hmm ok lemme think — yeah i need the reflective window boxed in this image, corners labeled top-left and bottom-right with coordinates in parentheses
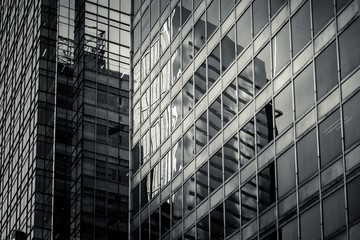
top-left (194, 14), bottom-right (206, 54)
top-left (240, 119), bottom-right (255, 166)
top-left (256, 103), bottom-right (274, 152)
top-left (208, 44), bottom-right (221, 88)
top-left (337, 0), bottom-right (351, 11)
top-left (339, 18), bottom-right (360, 79)
top-left (160, 18), bottom-right (171, 54)
top-left (271, 0), bottom-right (287, 17)
top-left (132, 144), bottom-right (140, 172)
top-left (151, 0), bottom-right (159, 28)
top-left (184, 226), bottom-right (195, 240)
top-left (142, 50), bottom-right (150, 79)
top-left (160, 0), bottom-right (168, 13)
top-left (133, 101), bottom-right (141, 132)
top-left (211, 204), bottom-right (224, 239)
top-left (151, 163), bottom-right (161, 198)
top-left (183, 125), bottom-right (194, 165)
top-left (151, 39), bottom-right (160, 69)
top-left (195, 111), bottom-right (207, 154)
top-left (343, 93), bottom-right (360, 149)
top-left (182, 0), bottom-right (192, 25)
top-left (182, 30), bottom-right (193, 70)
top-left (142, 7), bottom-right (150, 42)
top-left (319, 109), bottom-right (342, 167)
top-left (171, 93), bottom-right (182, 128)
top-left (291, 1), bottom-right (311, 56)
top-left (161, 61), bottom-right (171, 97)
top-left (141, 175), bottom-right (150, 208)
top-left (182, 78), bottom-right (194, 117)
top-left (315, 41), bottom-right (338, 100)
top-left (236, 8), bottom-right (251, 54)
top-left (294, 64), bottom-right (314, 118)
top-left (223, 80), bottom-right (237, 124)
top-left (221, 0), bottom-right (233, 21)
top-left (221, 27), bottom-right (236, 71)
top-left (161, 199), bottom-right (171, 234)
top-left (171, 3), bottom-right (181, 39)
top-left (131, 185), bottom-right (139, 217)
top-left (171, 47), bottom-right (181, 83)
top-left (225, 191), bottom-right (240, 237)
top-left (183, 175), bottom-right (195, 216)
top-left (197, 215), bottom-right (209, 239)
top-left (297, 129), bottom-right (318, 183)
top-left (160, 106), bottom-right (171, 142)
top-left (161, 152), bottom-right (171, 187)
top-left (209, 149), bottom-right (223, 193)
top-left (133, 61), bottom-right (141, 92)
top-left (224, 135), bottom-right (238, 180)
top-left (133, 23), bottom-right (141, 53)
top-left (280, 218), bottom-right (298, 239)
top-left (196, 163), bottom-right (208, 204)
top-left (258, 162), bottom-right (276, 212)
top-left (253, 0), bottom-right (269, 36)
top-left (255, 44), bottom-right (271, 93)
top-left (209, 97), bottom-right (221, 140)
top-left (241, 177), bottom-right (257, 224)
top-left (141, 131), bottom-right (151, 164)
top-left (172, 139), bottom-right (182, 177)
top-left (300, 203), bottom-right (321, 240)
top-left (150, 120), bottom-right (160, 153)
top-left (238, 63), bottom-right (253, 111)
top-left (277, 147), bottom-right (295, 198)
top-left (274, 84), bottom-right (292, 135)
top-left (272, 23), bottom-right (290, 76)
top-left (172, 187), bottom-right (182, 224)
top-left (150, 76), bottom-right (160, 110)
top-left (141, 219), bottom-right (149, 239)
top-left (150, 208), bottom-right (160, 239)
top-left (347, 175), bottom-right (360, 223)
top-left (207, 0), bottom-right (219, 38)
top-left (323, 188), bottom-right (346, 238)
top-left (312, 0), bottom-right (334, 35)
top-left (194, 61), bottom-right (207, 103)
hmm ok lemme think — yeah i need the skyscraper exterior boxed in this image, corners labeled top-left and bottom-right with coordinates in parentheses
top-left (0, 0), bottom-right (130, 239)
top-left (130, 0), bottom-right (360, 239)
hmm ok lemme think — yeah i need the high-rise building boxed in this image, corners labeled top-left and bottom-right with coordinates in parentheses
top-left (0, 0), bottom-right (130, 239)
top-left (130, 0), bottom-right (360, 239)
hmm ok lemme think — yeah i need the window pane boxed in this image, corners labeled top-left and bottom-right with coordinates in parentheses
top-left (240, 119), bottom-right (255, 166)
top-left (237, 8), bottom-right (251, 54)
top-left (171, 4), bottom-right (181, 39)
top-left (297, 129), bottom-right (318, 183)
top-left (255, 44), bottom-right (271, 93)
top-left (323, 188), bottom-right (346, 238)
top-left (224, 135), bottom-right (238, 180)
top-left (150, 120), bottom-right (160, 153)
top-left (182, 0), bottom-right (192, 25)
top-left (184, 226), bottom-right (195, 240)
top-left (253, 0), bottom-right (269, 36)
top-left (151, 0), bottom-right (159, 28)
top-left (312, 0), bottom-right (334, 35)
top-left (223, 80), bottom-right (237, 124)
top-left (348, 175), bottom-right (360, 223)
top-left (291, 1), bottom-right (311, 56)
top-left (225, 191), bottom-right (240, 237)
top-left (238, 63), bottom-right (253, 111)
top-left (210, 149), bottom-right (223, 193)
top-left (131, 185), bottom-right (139, 217)
top-left (300, 203), bottom-right (321, 240)
top-left (258, 162), bottom-right (276, 212)
top-left (336, 0), bottom-right (351, 11)
top-left (133, 23), bottom-right (141, 53)
top-left (160, 18), bottom-right (171, 54)
top-left (280, 218), bottom-right (297, 240)
top-left (241, 177), bottom-right (257, 224)
top-left (171, 47), bottom-right (181, 83)
top-left (315, 41), bottom-right (338, 100)
top-left (183, 125), bottom-right (194, 166)
top-left (207, 0), bottom-right (219, 37)
top-left (221, 27), bottom-right (236, 71)
top-left (271, 0), bottom-right (286, 17)
top-left (151, 76), bottom-right (160, 110)
top-left (211, 204), bottom-right (224, 239)
top-left (272, 23), bottom-right (290, 76)
top-left (209, 97), bottom-right (222, 140)
top-left (194, 61), bottom-right (207, 103)
top-left (133, 101), bottom-right (141, 132)
top-left (141, 175), bottom-right (150, 208)
top-left (161, 199), bottom-right (171, 234)
top-left (182, 30), bottom-right (193, 70)
top-left (194, 14), bottom-right (206, 54)
top-left (319, 109), bottom-right (342, 167)
top-left (141, 218), bottom-right (150, 239)
top-left (183, 78), bottom-right (194, 117)
top-left (150, 208), bottom-right (160, 239)
top-left (221, 0), bottom-right (233, 21)
top-left (161, 61), bottom-right (171, 97)
top-left (172, 139), bottom-right (182, 177)
top-left (142, 7), bottom-right (150, 42)
top-left (172, 187), bottom-right (182, 224)
top-left (256, 102), bottom-right (274, 152)
top-left (196, 163), bottom-right (208, 204)
top-left (208, 44), bottom-right (221, 88)
top-left (141, 89), bottom-right (150, 121)
top-left (151, 163), bottom-right (161, 198)
top-left (197, 215), bottom-right (209, 239)
top-left (339, 18), bottom-right (360, 79)
top-left (277, 147), bottom-right (295, 198)
top-left (294, 64), bottom-right (314, 118)
top-left (171, 93), bottom-right (182, 128)
top-left (160, 106), bottom-right (171, 142)
top-left (183, 175), bottom-right (195, 216)
top-left (274, 84), bottom-right (292, 135)
top-left (161, 152), bottom-right (171, 187)
top-left (343, 93), bottom-right (360, 149)
top-left (195, 111), bottom-right (207, 154)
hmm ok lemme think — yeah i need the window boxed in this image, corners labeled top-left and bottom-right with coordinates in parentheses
top-left (280, 218), bottom-right (298, 239)
top-left (300, 204), bottom-right (321, 240)
top-left (183, 175), bottom-right (195, 216)
top-left (297, 129), bottom-right (318, 183)
top-left (223, 80), bottom-right (237, 124)
top-left (347, 176), bottom-right (360, 223)
top-left (294, 63), bottom-right (314, 118)
top-left (258, 162), bottom-right (276, 212)
top-left (221, 0), bottom-right (233, 21)
top-left (182, 30), bottom-right (193, 70)
top-left (171, 3), bottom-right (181, 39)
top-left (207, 0), bottom-right (219, 37)
top-left (272, 23), bottom-right (290, 76)
top-left (196, 163), bottom-right (208, 204)
top-left (172, 140), bottom-right (182, 177)
top-left (208, 97), bottom-right (221, 140)
top-left (182, 78), bottom-right (194, 117)
top-left (161, 199), bottom-right (171, 234)
top-left (194, 14), bottom-right (206, 54)
top-left (172, 187), bottom-right (182, 224)
top-left (240, 119), bottom-right (255, 165)
top-left (171, 93), bottom-right (182, 128)
top-left (150, 0), bottom-right (159, 28)
top-left (312, 0), bottom-right (334, 35)
top-left (221, 27), bottom-right (236, 71)
top-left (197, 215), bottom-right (209, 239)
top-left (274, 84), bottom-right (292, 135)
top-left (211, 204), bottom-right (224, 239)
top-left (253, 0), bottom-right (269, 36)
top-left (195, 111), bottom-right (207, 153)
top-left (343, 93), bottom-right (360, 149)
top-left (323, 188), bottom-right (346, 238)
top-left (209, 149), bottom-right (222, 193)
top-left (256, 102), bottom-right (274, 152)
top-left (150, 208), bottom-right (160, 239)
top-left (225, 191), bottom-right (240, 237)
top-left (238, 63), bottom-right (253, 111)
top-left (254, 44), bottom-right (271, 93)
top-left (291, 1), bottom-right (311, 56)
top-left (194, 61), bottom-right (207, 103)
top-left (171, 47), bottom-right (181, 83)
top-left (277, 147), bottom-right (295, 198)
top-left (183, 125), bottom-right (194, 165)
top-left (141, 7), bottom-right (150, 42)
top-left (208, 44), bottom-right (220, 87)
top-left (236, 8), bottom-right (251, 54)
top-left (241, 177), bottom-right (257, 224)
top-left (182, 0), bottom-right (192, 25)
top-left (224, 135), bottom-right (238, 180)
top-left (271, 0), bottom-right (287, 17)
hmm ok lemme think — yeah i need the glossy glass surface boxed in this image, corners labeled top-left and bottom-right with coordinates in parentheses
top-left (343, 93), bottom-right (360, 149)
top-left (208, 44), bottom-right (221, 87)
top-left (300, 203), bottom-right (321, 240)
top-left (151, 76), bottom-right (160, 110)
top-left (274, 84), bottom-right (292, 134)
top-left (171, 3), bottom-right (181, 39)
top-left (183, 175), bottom-right (195, 216)
top-left (221, 27), bottom-right (236, 72)
top-left (254, 44), bottom-right (271, 93)
top-left (182, 78), bottom-right (194, 117)
top-left (253, 0), bottom-right (269, 36)
top-left (207, 0), bottom-right (219, 37)
top-left (182, 0), bottom-right (192, 25)
top-left (225, 191), bottom-right (240, 236)
top-left (194, 14), bottom-right (206, 54)
top-left (238, 63), bottom-right (254, 111)
top-left (294, 64), bottom-right (314, 118)
top-left (141, 7), bottom-right (150, 42)
top-left (297, 128), bottom-right (318, 183)
top-left (150, 0), bottom-right (159, 28)
top-left (240, 119), bottom-right (255, 165)
top-left (241, 177), bottom-right (257, 224)
top-left (161, 199), bottom-right (171, 234)
top-left (256, 103), bottom-right (274, 152)
top-left (323, 187), bottom-right (346, 237)
top-left (150, 209), bottom-right (160, 239)
top-left (171, 93), bottom-right (182, 128)
top-left (277, 147), bottom-right (295, 198)
top-left (312, 0), bottom-right (334, 35)
top-left (209, 97), bottom-right (221, 140)
top-left (182, 30), bottom-right (193, 70)
top-left (291, 1), bottom-right (311, 56)
top-left (224, 135), bottom-right (238, 180)
top-left (223, 80), bottom-right (237, 123)
top-left (196, 163), bottom-right (208, 204)
top-left (197, 215), bottom-right (209, 239)
top-left (172, 187), bottom-right (182, 224)
top-left (236, 8), bottom-right (251, 54)
top-left (271, 0), bottom-right (287, 17)
top-left (194, 61), bottom-right (207, 103)
top-left (272, 23), bottom-right (290, 76)
top-left (209, 149), bottom-right (223, 193)
top-left (258, 162), bottom-right (276, 212)
top-left (183, 125), bottom-right (194, 166)
top-left (195, 112), bottom-right (207, 153)
top-left (172, 139), bottom-right (182, 177)
top-left (211, 204), bottom-right (224, 239)
top-left (347, 175), bottom-right (360, 223)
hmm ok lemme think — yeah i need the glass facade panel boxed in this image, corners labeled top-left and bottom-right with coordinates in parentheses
top-left (237, 8), bottom-right (251, 54)
top-left (208, 44), bottom-right (221, 88)
top-left (343, 93), bottom-right (360, 149)
top-left (312, 0), bottom-right (334, 35)
top-left (347, 175), bottom-right (360, 223)
top-left (323, 187), bottom-right (346, 238)
top-left (240, 119), bottom-right (256, 166)
top-left (255, 44), bottom-right (271, 93)
top-left (300, 205), bottom-right (321, 240)
top-left (171, 93), bottom-right (182, 128)
top-left (297, 129), bottom-right (318, 183)
top-left (183, 125), bottom-right (195, 165)
top-left (182, 0), bottom-right (192, 25)
top-left (272, 23), bottom-right (290, 76)
top-left (271, 0), bottom-right (287, 17)
top-left (161, 199), bottom-right (171, 234)
top-left (172, 187), bottom-right (182, 224)
top-left (291, 1), bottom-right (311, 56)
top-left (209, 97), bottom-right (221, 140)
top-left (256, 103), bottom-right (274, 152)
top-left (182, 30), bottom-right (193, 70)
top-left (194, 14), bottom-right (206, 54)
top-left (171, 3), bottom-right (181, 39)
top-left (274, 84), bottom-right (293, 135)
top-left (172, 139), bottom-right (182, 177)
top-left (224, 135), bottom-right (238, 180)
top-left (150, 209), bottom-right (160, 239)
top-left (184, 175), bottom-right (196, 216)
top-left (209, 149), bottom-right (223, 193)
top-left (183, 78), bottom-right (194, 117)
top-left (225, 191), bottom-right (240, 237)
top-left (221, 27), bottom-right (236, 72)
top-left (258, 162), bottom-right (276, 212)
top-left (294, 64), bottom-right (314, 118)
top-left (194, 61), bottom-right (207, 103)
top-left (195, 111), bottom-right (207, 154)
top-left (211, 204), bottom-right (224, 239)
top-left (196, 163), bottom-right (208, 204)
top-left (223, 80), bottom-right (237, 124)
top-left (197, 215), bottom-right (209, 239)
top-left (207, 0), bottom-right (219, 37)
top-left (241, 177), bottom-right (257, 224)
top-left (238, 63), bottom-right (254, 111)
top-left (277, 147), bottom-right (295, 198)
top-left (253, 0), bottom-right (269, 36)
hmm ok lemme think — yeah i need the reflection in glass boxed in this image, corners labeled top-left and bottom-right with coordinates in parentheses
top-left (209, 149), bottom-right (222, 193)
top-left (241, 177), bottom-right (257, 224)
top-left (183, 175), bottom-right (195, 216)
top-left (132, 143), bottom-right (140, 172)
top-left (161, 151), bottom-right (172, 187)
top-left (171, 3), bottom-right (181, 39)
top-left (240, 119), bottom-right (255, 166)
top-left (151, 39), bottom-right (160, 69)
top-left (221, 27), bottom-right (236, 71)
top-left (337, 0), bottom-right (351, 11)
top-left (343, 93), bottom-right (360, 149)
top-left (223, 80), bottom-right (237, 123)
top-left (196, 111), bottom-right (207, 154)
top-left (182, 0), bottom-right (192, 25)
top-left (197, 215), bottom-right (209, 239)
top-left (253, 0), bottom-right (269, 36)
top-left (141, 131), bottom-right (150, 165)
top-left (347, 176), bottom-right (360, 223)
top-left (237, 8), bottom-right (251, 54)
top-left (312, 0), bottom-right (334, 35)
top-left (141, 219), bottom-right (149, 239)
top-left (133, 23), bottom-right (141, 53)
top-left (196, 163), bottom-right (208, 204)
top-left (280, 218), bottom-right (297, 239)
top-left (183, 125), bottom-right (194, 165)
top-left (150, 208), bottom-right (160, 239)
top-left (207, 0), bottom-right (219, 38)
top-left (224, 135), bottom-right (238, 180)
top-left (339, 18), bottom-right (360, 79)
top-left (271, 0), bottom-right (286, 17)
top-left (221, 0), bottom-right (233, 21)
top-left (141, 7), bottom-right (150, 42)
top-left (208, 44), bottom-right (220, 88)
top-left (172, 139), bottom-right (182, 177)
top-left (274, 84), bottom-right (292, 135)
top-left (133, 61), bottom-right (141, 92)
top-left (150, 120), bottom-right (160, 153)
top-left (323, 187), bottom-right (346, 238)
top-left (161, 199), bottom-right (171, 234)
top-left (160, 105), bottom-right (171, 142)
top-left (258, 162), bottom-right (275, 212)
top-left (319, 109), bottom-right (341, 167)
top-left (297, 129), bottom-right (318, 183)
top-left (209, 97), bottom-right (221, 140)
top-left (150, 0), bottom-right (159, 28)
top-left (141, 175), bottom-right (150, 208)
top-left (291, 1), bottom-right (311, 56)
top-left (194, 61), bottom-right (207, 103)
top-left (272, 24), bottom-right (290, 76)
top-left (150, 76), bottom-right (160, 110)
top-left (194, 14), bottom-right (206, 54)
top-left (151, 163), bottom-right (161, 198)
top-left (131, 185), bottom-right (139, 217)
top-left (277, 147), bottom-right (295, 198)
top-left (182, 30), bottom-right (193, 70)
top-left (184, 226), bottom-right (195, 240)
top-left (133, 101), bottom-right (141, 132)
top-left (315, 41), bottom-right (338, 100)
top-left (256, 102), bottom-right (274, 152)
top-left (172, 187), bottom-right (182, 224)
top-left (171, 93), bottom-right (182, 128)
top-left (161, 61), bottom-right (171, 97)
top-left (182, 78), bottom-right (194, 117)
top-left (238, 63), bottom-right (253, 111)
top-left (171, 47), bottom-right (181, 83)
top-left (300, 203), bottom-right (321, 240)
top-left (160, 17), bottom-right (171, 54)
top-left (294, 64), bottom-right (314, 118)
top-left (254, 44), bottom-right (271, 93)
top-left (211, 204), bottom-right (224, 239)
top-left (225, 191), bottom-right (240, 237)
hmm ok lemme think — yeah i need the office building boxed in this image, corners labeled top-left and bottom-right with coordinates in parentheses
top-left (130, 0), bottom-right (360, 239)
top-left (0, 0), bottom-right (130, 239)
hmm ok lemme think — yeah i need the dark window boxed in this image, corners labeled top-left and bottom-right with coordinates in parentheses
top-left (211, 204), bottom-right (224, 239)
top-left (253, 0), bottom-right (269, 36)
top-left (312, 0), bottom-right (334, 35)
top-left (197, 215), bottom-right (209, 239)
top-left (240, 119), bottom-right (255, 166)
top-left (258, 162), bottom-right (276, 212)
top-left (183, 175), bottom-right (195, 216)
top-left (237, 8), bottom-right (251, 54)
top-left (208, 44), bottom-right (221, 88)
top-left (150, 208), bottom-right (160, 239)
top-left (271, 0), bottom-right (287, 17)
top-left (194, 61), bottom-right (207, 103)
top-left (336, 0), bottom-right (351, 11)
top-left (209, 97), bottom-right (221, 140)
top-left (323, 188), bottom-right (346, 238)
top-left (182, 78), bottom-right (194, 117)
top-left (294, 63), bottom-right (314, 118)
top-left (183, 125), bottom-right (194, 166)
top-left (241, 177), bottom-right (257, 224)
top-left (223, 80), bottom-right (237, 124)
top-left (291, 1), bottom-right (311, 56)
top-left (195, 111), bottom-right (207, 154)
top-left (131, 185), bottom-right (139, 217)
top-left (277, 147), bottom-right (295, 198)
top-left (279, 218), bottom-right (297, 240)
top-left (171, 4), bottom-right (181, 39)
top-left (221, 27), bottom-right (236, 72)
top-left (297, 129), bottom-right (318, 183)
top-left (225, 191), bottom-right (240, 237)
top-left (254, 44), bottom-right (271, 93)
top-left (256, 102), bottom-right (274, 152)
top-left (161, 199), bottom-right (171, 234)
top-left (315, 41), bottom-right (338, 100)
top-left (207, 0), bottom-right (219, 38)
top-left (172, 187), bottom-right (182, 224)
top-left (343, 93), bottom-right (360, 149)
top-left (141, 218), bottom-right (150, 239)
top-left (300, 204), bottom-right (321, 240)
top-left (238, 63), bottom-right (253, 111)
top-left (272, 23), bottom-right (290, 76)
top-left (182, 30), bottom-right (193, 70)
top-left (184, 226), bottom-right (195, 239)
top-left (182, 0), bottom-right (192, 25)
top-left (141, 175), bottom-right (149, 208)
top-left (196, 163), bottom-right (208, 204)
top-left (209, 149), bottom-right (223, 193)
top-left (224, 135), bottom-right (238, 180)
top-left (194, 14), bottom-right (206, 54)
top-left (347, 175), bottom-right (360, 223)
top-left (274, 84), bottom-right (292, 135)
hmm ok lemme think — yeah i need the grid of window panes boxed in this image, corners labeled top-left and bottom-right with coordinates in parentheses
top-left (130, 0), bottom-right (360, 239)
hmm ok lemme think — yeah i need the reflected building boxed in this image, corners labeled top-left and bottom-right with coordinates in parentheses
top-left (130, 0), bottom-right (360, 239)
top-left (0, 0), bottom-right (130, 239)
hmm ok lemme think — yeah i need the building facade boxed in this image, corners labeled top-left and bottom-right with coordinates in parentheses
top-left (130, 0), bottom-right (360, 239)
top-left (0, 0), bottom-right (130, 239)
